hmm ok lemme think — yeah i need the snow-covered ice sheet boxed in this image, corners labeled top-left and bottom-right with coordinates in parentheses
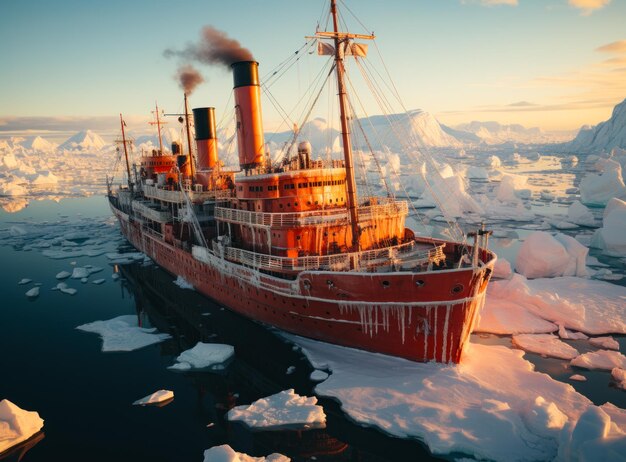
top-left (477, 275), bottom-right (626, 335)
top-left (227, 389), bottom-right (326, 430)
top-left (285, 334), bottom-right (625, 461)
top-left (202, 445), bottom-right (290, 462)
top-left (0, 399), bottom-right (44, 453)
top-left (169, 342), bottom-right (234, 371)
top-left (76, 315), bottom-right (171, 352)
top-left (511, 334), bottom-right (579, 360)
top-left (132, 390), bottom-right (174, 406)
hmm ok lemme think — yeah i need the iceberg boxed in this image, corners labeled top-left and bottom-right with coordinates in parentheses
top-left (0, 399), bottom-right (44, 453)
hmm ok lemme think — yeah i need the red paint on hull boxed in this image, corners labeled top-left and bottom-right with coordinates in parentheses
top-left (113, 206), bottom-right (493, 363)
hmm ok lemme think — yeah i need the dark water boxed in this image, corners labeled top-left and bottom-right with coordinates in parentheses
top-left (0, 197), bottom-right (436, 461)
top-left (0, 195), bottom-right (624, 461)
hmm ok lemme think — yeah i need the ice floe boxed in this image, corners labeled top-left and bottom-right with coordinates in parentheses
top-left (227, 389), bottom-right (326, 430)
top-left (17, 278), bottom-right (31, 285)
top-left (53, 282), bottom-right (77, 295)
top-left (55, 271), bottom-right (71, 279)
top-left (25, 287), bottom-right (39, 298)
top-left (76, 315), bottom-right (171, 352)
top-left (92, 279), bottom-right (105, 285)
top-left (202, 445), bottom-right (290, 462)
top-left (132, 390), bottom-right (174, 406)
top-left (168, 342), bottom-right (234, 371)
top-left (591, 197), bottom-right (626, 257)
top-left (515, 232), bottom-right (587, 278)
top-left (612, 368), bottom-right (626, 390)
top-left (478, 275), bottom-right (626, 336)
top-left (570, 374), bottom-right (587, 382)
top-left (571, 351), bottom-right (626, 371)
top-left (71, 267), bottom-right (89, 279)
top-left (589, 336), bottom-right (620, 351)
top-left (567, 201), bottom-right (596, 227)
top-left (0, 399), bottom-right (44, 453)
top-left (286, 335), bottom-right (625, 461)
top-left (579, 158), bottom-right (626, 206)
top-left (511, 334), bottom-right (579, 360)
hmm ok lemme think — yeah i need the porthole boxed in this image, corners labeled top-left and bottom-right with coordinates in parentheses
top-left (415, 280), bottom-right (425, 287)
top-left (382, 280), bottom-right (390, 288)
top-left (451, 284), bottom-right (464, 294)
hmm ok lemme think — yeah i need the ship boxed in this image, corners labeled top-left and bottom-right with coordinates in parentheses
top-left (107, 0), bottom-right (496, 364)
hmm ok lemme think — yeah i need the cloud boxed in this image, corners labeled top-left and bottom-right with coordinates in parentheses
top-left (461, 0), bottom-right (518, 6)
top-left (596, 40), bottom-right (626, 54)
top-left (0, 115), bottom-right (152, 141)
top-left (507, 101), bottom-right (538, 107)
top-left (568, 0), bottom-right (611, 15)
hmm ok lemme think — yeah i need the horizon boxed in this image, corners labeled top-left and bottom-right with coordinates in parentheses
top-left (2, 0), bottom-right (625, 140)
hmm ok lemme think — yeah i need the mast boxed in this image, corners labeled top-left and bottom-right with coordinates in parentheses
top-left (331, 0), bottom-right (360, 251)
top-left (149, 101), bottom-right (166, 155)
top-left (119, 113), bottom-right (132, 191)
top-left (183, 92), bottom-right (196, 183)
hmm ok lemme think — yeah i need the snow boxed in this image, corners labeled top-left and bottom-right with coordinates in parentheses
top-left (589, 336), bottom-right (620, 351)
top-left (496, 173), bottom-right (531, 203)
top-left (58, 130), bottom-right (107, 151)
top-left (25, 287), bottom-right (39, 298)
top-left (173, 275), bottom-right (194, 290)
top-left (202, 445), bottom-right (290, 462)
top-left (227, 389), bottom-right (326, 430)
top-left (557, 405), bottom-right (626, 462)
top-left (571, 350), bottom-right (626, 371)
top-left (591, 197), bottom-right (626, 257)
top-left (285, 335), bottom-right (626, 462)
top-left (0, 399), bottom-right (44, 453)
top-left (565, 97), bottom-right (626, 153)
top-left (515, 232), bottom-right (588, 278)
top-left (169, 342), bottom-right (234, 371)
top-left (76, 315), bottom-right (171, 352)
top-left (132, 390), bottom-right (174, 406)
top-left (477, 275), bottom-right (626, 336)
top-left (612, 368), bottom-right (626, 390)
top-left (511, 334), bottom-right (579, 360)
top-left (493, 257), bottom-right (513, 279)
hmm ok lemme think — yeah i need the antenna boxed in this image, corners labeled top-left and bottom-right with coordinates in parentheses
top-left (149, 101), bottom-right (167, 155)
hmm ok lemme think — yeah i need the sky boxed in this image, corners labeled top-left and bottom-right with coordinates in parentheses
top-left (1, 0), bottom-right (625, 141)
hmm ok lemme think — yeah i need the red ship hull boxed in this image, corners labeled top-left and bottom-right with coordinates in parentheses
top-left (112, 206), bottom-right (494, 363)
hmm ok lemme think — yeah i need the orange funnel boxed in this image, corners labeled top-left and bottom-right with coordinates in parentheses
top-left (232, 61), bottom-right (265, 170)
top-left (193, 107), bottom-right (218, 170)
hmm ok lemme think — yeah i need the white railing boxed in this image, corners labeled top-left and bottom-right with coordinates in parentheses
top-left (132, 200), bottom-right (171, 223)
top-left (143, 184), bottom-right (231, 204)
top-left (214, 200), bottom-right (408, 229)
top-left (211, 239), bottom-right (444, 273)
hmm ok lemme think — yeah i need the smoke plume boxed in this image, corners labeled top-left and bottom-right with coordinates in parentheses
top-left (176, 65), bottom-right (204, 94)
top-left (164, 26), bottom-right (254, 68)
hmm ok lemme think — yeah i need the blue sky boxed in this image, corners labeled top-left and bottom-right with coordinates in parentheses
top-left (1, 0), bottom-right (625, 137)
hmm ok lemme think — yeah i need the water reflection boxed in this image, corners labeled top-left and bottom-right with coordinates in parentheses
top-left (119, 263), bottom-right (438, 460)
top-left (0, 432), bottom-right (45, 462)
